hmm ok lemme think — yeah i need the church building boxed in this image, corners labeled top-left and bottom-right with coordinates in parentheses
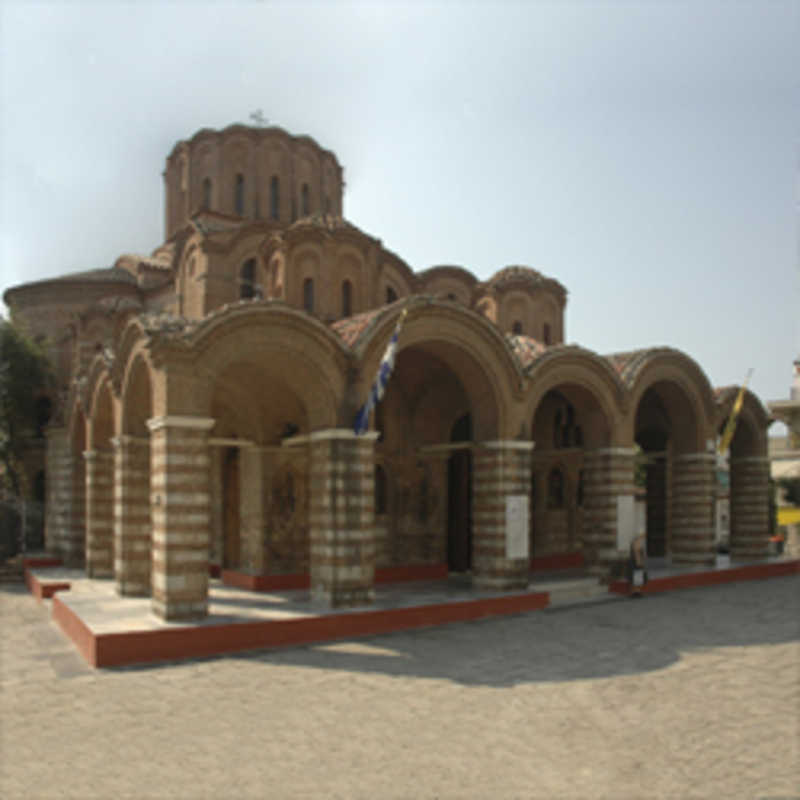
top-left (4, 123), bottom-right (772, 620)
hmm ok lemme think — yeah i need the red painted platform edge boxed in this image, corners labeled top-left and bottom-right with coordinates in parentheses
top-left (70, 590), bottom-right (549, 668)
top-left (52, 595), bottom-right (97, 667)
top-left (209, 564), bottom-right (221, 578)
top-left (609, 559), bottom-right (800, 595)
top-left (23, 556), bottom-right (62, 569)
top-left (24, 568), bottom-right (71, 602)
top-left (221, 564), bottom-right (450, 592)
top-left (530, 552), bottom-right (584, 571)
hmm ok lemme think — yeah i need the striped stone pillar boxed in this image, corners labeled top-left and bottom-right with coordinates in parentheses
top-left (148, 416), bottom-right (215, 620)
top-left (240, 445), bottom-right (265, 573)
top-left (729, 455), bottom-right (770, 561)
top-left (112, 435), bottom-right (151, 596)
top-left (84, 449), bottom-right (114, 577)
top-left (309, 430), bottom-right (376, 608)
top-left (45, 426), bottom-right (82, 563)
top-left (671, 452), bottom-right (715, 565)
top-left (472, 441), bottom-right (534, 591)
top-left (580, 447), bottom-right (636, 573)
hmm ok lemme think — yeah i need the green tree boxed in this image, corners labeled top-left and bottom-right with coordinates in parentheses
top-left (0, 317), bottom-right (53, 497)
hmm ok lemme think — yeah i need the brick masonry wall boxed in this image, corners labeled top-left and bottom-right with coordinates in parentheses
top-left (472, 442), bottom-right (533, 591)
top-left (671, 453), bottom-right (715, 566)
top-left (581, 448), bottom-right (635, 572)
top-left (148, 417), bottom-right (214, 620)
top-left (113, 436), bottom-right (151, 596)
top-left (730, 455), bottom-right (770, 561)
top-left (45, 427), bottom-right (83, 564)
top-left (84, 450), bottom-right (114, 577)
top-left (309, 431), bottom-right (376, 607)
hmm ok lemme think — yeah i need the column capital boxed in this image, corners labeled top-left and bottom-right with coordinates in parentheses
top-left (284, 429), bottom-right (379, 446)
top-left (110, 434), bottom-right (149, 450)
top-left (146, 415), bottom-right (215, 433)
top-left (475, 440), bottom-right (536, 452)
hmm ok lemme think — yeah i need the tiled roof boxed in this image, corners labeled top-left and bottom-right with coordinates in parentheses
top-left (330, 307), bottom-right (388, 348)
top-left (48, 266), bottom-right (139, 286)
top-left (506, 334), bottom-right (548, 370)
top-left (604, 349), bottom-right (657, 387)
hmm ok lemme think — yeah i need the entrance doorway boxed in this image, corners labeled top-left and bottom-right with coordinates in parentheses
top-left (447, 414), bottom-right (472, 572)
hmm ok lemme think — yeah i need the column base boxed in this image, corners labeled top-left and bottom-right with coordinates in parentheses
top-left (312, 585), bottom-right (375, 608)
top-left (151, 598), bottom-right (208, 621)
top-left (472, 571), bottom-right (528, 592)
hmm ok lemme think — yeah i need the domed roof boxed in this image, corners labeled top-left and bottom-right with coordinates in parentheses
top-left (486, 265), bottom-right (567, 300)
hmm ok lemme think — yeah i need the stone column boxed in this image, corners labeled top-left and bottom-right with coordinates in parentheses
top-left (729, 455), bottom-right (770, 562)
top-left (112, 435), bottom-right (151, 596)
top-left (44, 426), bottom-right (80, 562)
top-left (148, 415), bottom-right (215, 621)
top-left (84, 449), bottom-right (114, 577)
top-left (308, 430), bottom-right (377, 607)
top-left (671, 452), bottom-right (716, 566)
top-left (472, 441), bottom-right (534, 591)
top-left (581, 447), bottom-right (636, 574)
top-left (239, 445), bottom-right (265, 573)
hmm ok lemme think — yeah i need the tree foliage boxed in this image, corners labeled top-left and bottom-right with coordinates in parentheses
top-left (0, 317), bottom-right (53, 496)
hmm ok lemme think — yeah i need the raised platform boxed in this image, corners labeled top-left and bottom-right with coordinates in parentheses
top-left (23, 555), bottom-right (799, 669)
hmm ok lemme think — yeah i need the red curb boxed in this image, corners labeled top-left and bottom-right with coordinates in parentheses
top-left (52, 589), bottom-right (550, 669)
top-left (609, 560), bottom-right (800, 596)
top-left (25, 568), bottom-right (72, 602)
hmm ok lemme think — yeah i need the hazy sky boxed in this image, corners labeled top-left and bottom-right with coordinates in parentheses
top-left (1, 0), bottom-right (797, 433)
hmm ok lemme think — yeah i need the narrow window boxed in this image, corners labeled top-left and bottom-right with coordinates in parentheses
top-left (234, 173), bottom-right (245, 215)
top-left (301, 183), bottom-right (310, 216)
top-left (374, 465), bottom-right (387, 515)
top-left (342, 280), bottom-right (353, 317)
top-left (512, 320), bottom-right (523, 335)
top-left (543, 323), bottom-right (552, 345)
top-left (386, 286), bottom-right (398, 304)
top-left (240, 258), bottom-right (256, 299)
top-left (202, 177), bottom-right (212, 209)
top-left (547, 467), bottom-right (565, 509)
top-left (577, 470), bottom-right (585, 507)
top-left (303, 278), bottom-right (314, 313)
top-left (270, 176), bottom-right (280, 220)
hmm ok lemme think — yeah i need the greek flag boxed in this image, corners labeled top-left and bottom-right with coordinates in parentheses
top-left (354, 308), bottom-right (407, 435)
top-left (718, 368), bottom-right (753, 455)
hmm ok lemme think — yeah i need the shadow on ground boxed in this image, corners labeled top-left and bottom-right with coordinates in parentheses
top-left (31, 574), bottom-right (791, 687)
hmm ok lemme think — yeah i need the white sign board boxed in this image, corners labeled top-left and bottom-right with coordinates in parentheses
top-left (505, 494), bottom-right (529, 560)
top-left (616, 494), bottom-right (636, 551)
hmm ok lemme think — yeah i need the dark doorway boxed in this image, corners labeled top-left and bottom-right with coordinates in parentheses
top-left (222, 447), bottom-right (240, 569)
top-left (447, 414), bottom-right (472, 572)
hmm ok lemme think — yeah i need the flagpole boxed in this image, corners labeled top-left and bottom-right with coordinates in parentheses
top-left (718, 368), bottom-right (754, 455)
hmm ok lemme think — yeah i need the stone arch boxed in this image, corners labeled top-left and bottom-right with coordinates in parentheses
top-left (625, 350), bottom-right (717, 565)
top-left (716, 388), bottom-right (770, 561)
top-left (357, 301), bottom-right (520, 441)
top-left (525, 350), bottom-right (624, 563)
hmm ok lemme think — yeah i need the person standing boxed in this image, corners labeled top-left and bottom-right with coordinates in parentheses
top-left (627, 530), bottom-right (648, 597)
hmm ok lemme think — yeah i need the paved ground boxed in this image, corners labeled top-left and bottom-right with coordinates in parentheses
top-left (1, 576), bottom-right (798, 800)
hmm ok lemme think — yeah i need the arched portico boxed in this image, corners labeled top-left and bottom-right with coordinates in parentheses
top-left (524, 348), bottom-right (626, 570)
top-left (716, 388), bottom-right (770, 561)
top-left (357, 301), bottom-right (531, 590)
top-left (625, 350), bottom-right (717, 565)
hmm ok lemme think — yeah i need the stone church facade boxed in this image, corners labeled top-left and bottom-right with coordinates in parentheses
top-left (5, 124), bottom-right (771, 620)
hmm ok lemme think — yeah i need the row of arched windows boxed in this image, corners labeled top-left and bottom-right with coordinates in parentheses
top-left (201, 175), bottom-right (328, 221)
top-left (301, 278), bottom-right (354, 316)
top-left (510, 320), bottom-right (552, 343)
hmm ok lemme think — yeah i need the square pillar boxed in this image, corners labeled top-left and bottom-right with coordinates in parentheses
top-left (581, 447), bottom-right (636, 574)
top-left (148, 415), bottom-right (215, 621)
top-left (239, 445), bottom-right (265, 573)
top-left (84, 449), bottom-right (114, 577)
top-left (472, 441), bottom-right (534, 591)
top-left (729, 455), bottom-right (770, 562)
top-left (671, 452), bottom-right (716, 566)
top-left (112, 435), bottom-right (151, 596)
top-left (308, 430), bottom-right (377, 607)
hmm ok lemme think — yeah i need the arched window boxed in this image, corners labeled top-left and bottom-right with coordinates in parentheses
top-left (374, 465), bottom-right (387, 515)
top-left (512, 320), bottom-right (523, 335)
top-left (234, 173), bottom-right (245, 215)
top-left (240, 258), bottom-right (256, 299)
top-left (547, 467), bottom-right (565, 509)
top-left (270, 176), bottom-right (280, 220)
top-left (303, 278), bottom-right (314, 313)
top-left (342, 280), bottom-right (353, 317)
top-left (386, 286), bottom-right (397, 304)
top-left (202, 177), bottom-right (212, 209)
top-left (35, 396), bottom-right (52, 438)
top-left (301, 183), bottom-right (310, 216)
top-left (543, 323), bottom-right (552, 345)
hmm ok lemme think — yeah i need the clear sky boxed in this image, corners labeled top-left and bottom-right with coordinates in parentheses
top-left (1, 0), bottom-right (797, 433)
